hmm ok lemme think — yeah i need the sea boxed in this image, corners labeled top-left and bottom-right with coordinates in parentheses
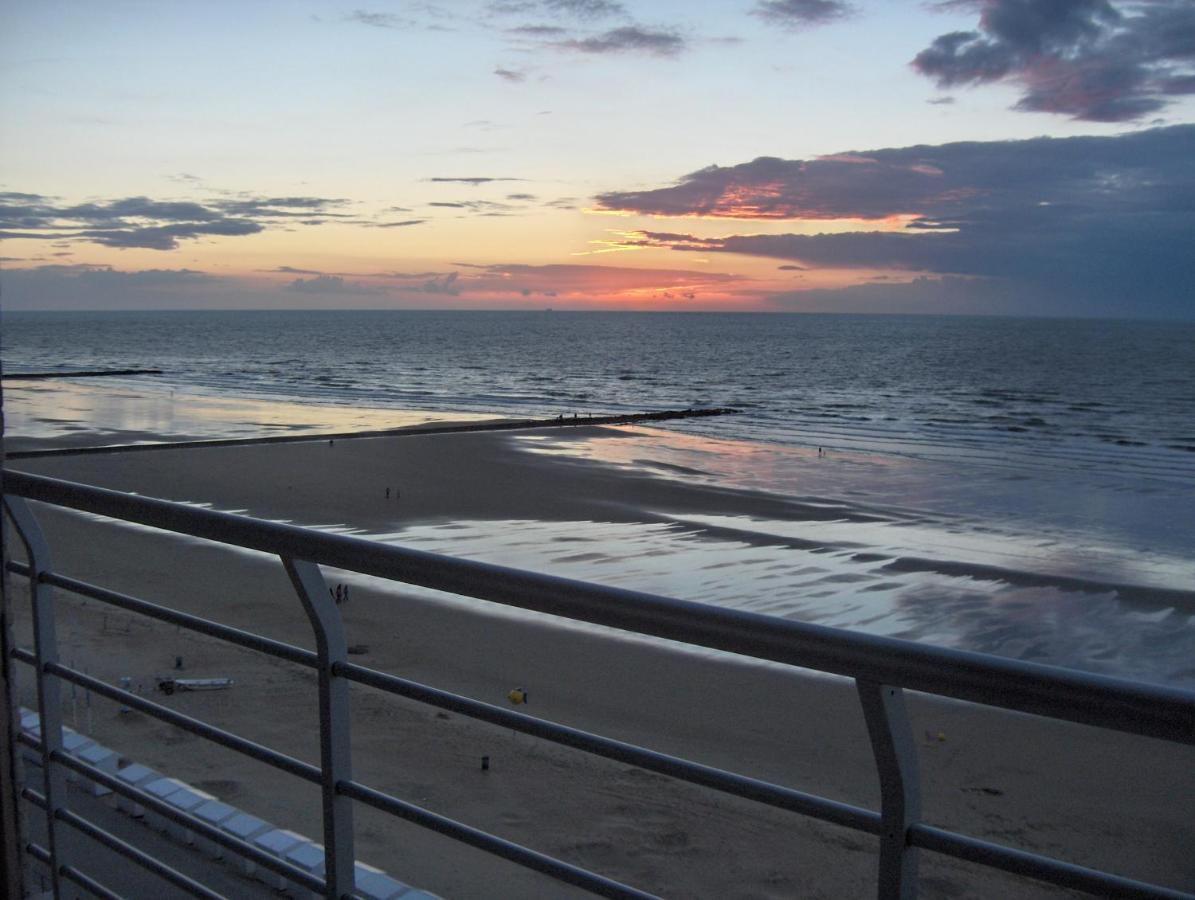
top-left (4, 309), bottom-right (1195, 686)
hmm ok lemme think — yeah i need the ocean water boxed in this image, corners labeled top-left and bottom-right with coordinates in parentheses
top-left (5, 310), bottom-right (1195, 685)
top-left (5, 309), bottom-right (1195, 482)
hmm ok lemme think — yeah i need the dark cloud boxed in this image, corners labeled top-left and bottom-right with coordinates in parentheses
top-left (603, 126), bottom-right (1195, 317)
top-left (373, 219), bottom-right (427, 228)
top-left (913, 0), bottom-right (1195, 122)
top-left (751, 0), bottom-right (854, 29)
top-left (427, 176), bottom-right (521, 185)
top-left (927, 96), bottom-right (956, 105)
top-left (84, 220), bottom-right (264, 250)
top-left (0, 192), bottom-right (347, 250)
top-left (506, 24), bottom-right (568, 36)
top-left (269, 265), bottom-right (325, 275)
top-left (507, 193), bottom-right (537, 201)
top-left (777, 264), bottom-right (807, 270)
top-left (212, 196), bottom-right (351, 217)
top-left (428, 199), bottom-right (517, 215)
top-left (494, 66), bottom-right (527, 81)
top-left (555, 26), bottom-right (685, 56)
top-left (596, 154), bottom-right (965, 220)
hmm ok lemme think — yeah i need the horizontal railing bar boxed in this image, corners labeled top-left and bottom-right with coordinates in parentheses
top-left (23, 787), bottom-right (226, 900)
top-left (910, 824), bottom-right (1195, 900)
top-left (7, 560), bottom-right (319, 668)
top-left (16, 732), bottom-right (327, 894)
top-left (11, 648), bottom-right (323, 786)
top-left (10, 557), bottom-right (876, 833)
top-left (339, 660), bottom-right (881, 835)
top-left (340, 779), bottom-right (658, 900)
top-left (8, 470), bottom-right (1193, 744)
top-left (26, 841), bottom-right (125, 900)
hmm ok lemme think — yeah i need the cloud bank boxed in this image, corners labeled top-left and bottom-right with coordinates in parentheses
top-left (599, 125), bottom-right (1195, 316)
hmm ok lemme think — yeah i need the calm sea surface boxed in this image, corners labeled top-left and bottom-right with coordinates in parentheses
top-left (5, 309), bottom-right (1195, 483)
top-left (5, 310), bottom-right (1194, 685)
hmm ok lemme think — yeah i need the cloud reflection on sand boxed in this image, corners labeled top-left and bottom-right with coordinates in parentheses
top-left (4, 379), bottom-right (491, 449)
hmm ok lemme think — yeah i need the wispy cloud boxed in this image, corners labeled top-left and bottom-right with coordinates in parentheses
top-left (543, 0), bottom-right (625, 19)
top-left (427, 176), bottom-right (523, 185)
top-left (751, 0), bottom-right (854, 29)
top-left (506, 24), bottom-right (568, 36)
top-left (494, 66), bottom-right (527, 82)
top-left (345, 9), bottom-right (410, 29)
top-left (380, 219), bottom-right (428, 228)
top-left (428, 199), bottom-right (518, 215)
top-left (490, 0), bottom-right (625, 20)
top-left (913, 0), bottom-right (1195, 122)
top-left (0, 192), bottom-right (350, 250)
top-left (554, 25), bottom-right (685, 56)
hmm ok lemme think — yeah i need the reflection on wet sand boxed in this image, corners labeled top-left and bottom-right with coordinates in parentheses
top-left (4, 378), bottom-right (489, 449)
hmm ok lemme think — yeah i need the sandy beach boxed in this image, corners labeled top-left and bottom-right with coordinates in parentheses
top-left (8, 427), bottom-right (1195, 899)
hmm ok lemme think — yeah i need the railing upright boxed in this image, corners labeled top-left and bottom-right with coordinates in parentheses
top-left (857, 680), bottom-right (921, 900)
top-left (4, 496), bottom-right (69, 896)
top-left (283, 556), bottom-right (355, 900)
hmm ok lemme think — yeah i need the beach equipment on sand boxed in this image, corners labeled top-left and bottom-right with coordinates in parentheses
top-left (157, 676), bottom-right (233, 695)
top-left (507, 687), bottom-right (527, 704)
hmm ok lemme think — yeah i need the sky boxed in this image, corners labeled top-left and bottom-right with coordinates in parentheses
top-left (2, 0), bottom-right (1194, 317)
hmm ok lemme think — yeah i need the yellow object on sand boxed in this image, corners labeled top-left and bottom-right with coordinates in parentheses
top-left (507, 688), bottom-right (527, 705)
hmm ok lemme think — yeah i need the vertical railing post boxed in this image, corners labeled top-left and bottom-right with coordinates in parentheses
top-left (4, 497), bottom-right (68, 897)
top-left (283, 557), bottom-right (355, 900)
top-left (857, 680), bottom-right (920, 900)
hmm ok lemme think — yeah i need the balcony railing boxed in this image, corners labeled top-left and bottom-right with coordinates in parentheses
top-left (3, 469), bottom-right (1194, 899)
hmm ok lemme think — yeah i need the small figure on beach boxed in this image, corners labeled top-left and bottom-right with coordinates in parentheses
top-left (385, 486), bottom-right (390, 499)
top-left (332, 584), bottom-right (344, 605)
top-left (818, 447), bottom-right (824, 457)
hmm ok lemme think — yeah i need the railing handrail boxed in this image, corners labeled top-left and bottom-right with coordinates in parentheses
top-left (7, 468), bottom-right (1194, 745)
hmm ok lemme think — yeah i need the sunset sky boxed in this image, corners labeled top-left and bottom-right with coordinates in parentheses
top-left (3, 0), bottom-right (1194, 317)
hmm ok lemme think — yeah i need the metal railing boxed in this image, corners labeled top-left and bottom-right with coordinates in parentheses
top-left (3, 469), bottom-right (1194, 900)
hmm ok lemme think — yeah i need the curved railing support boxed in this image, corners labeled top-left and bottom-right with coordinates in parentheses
top-left (4, 496), bottom-right (68, 896)
top-left (282, 556), bottom-right (355, 900)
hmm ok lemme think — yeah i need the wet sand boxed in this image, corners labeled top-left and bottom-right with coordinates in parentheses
top-left (8, 429), bottom-right (1195, 898)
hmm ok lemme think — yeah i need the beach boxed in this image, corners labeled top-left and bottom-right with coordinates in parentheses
top-left (8, 425), bottom-right (1195, 898)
